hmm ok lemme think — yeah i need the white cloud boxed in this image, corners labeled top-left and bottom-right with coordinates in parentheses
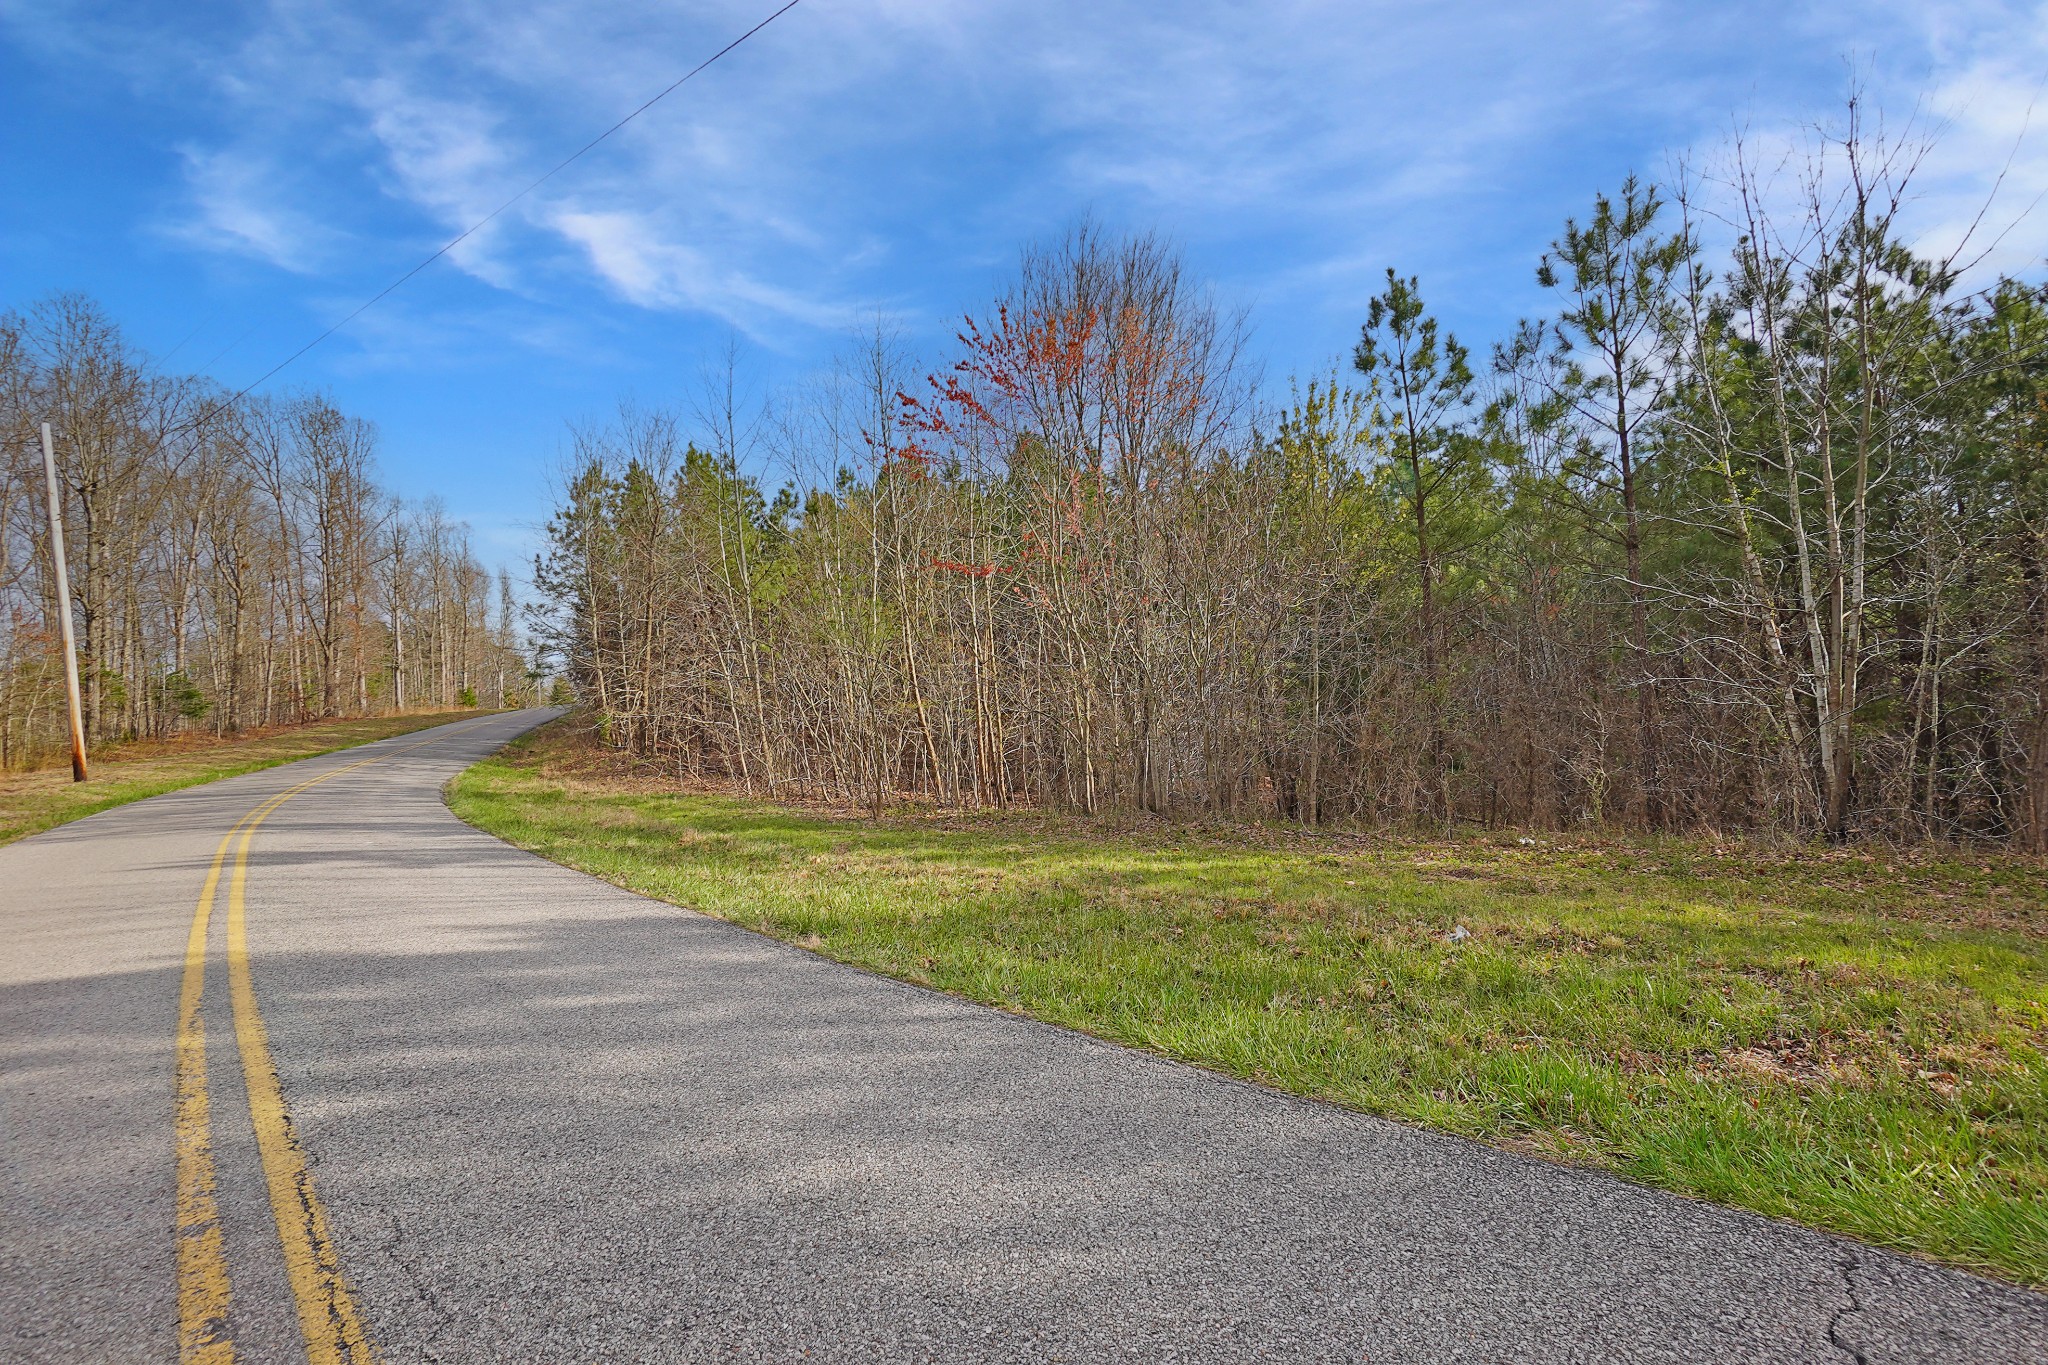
top-left (166, 145), bottom-right (333, 272)
top-left (1669, 3), bottom-right (2048, 291)
top-left (1911, 44), bottom-right (2048, 280)
top-left (352, 78), bottom-right (508, 221)
top-left (348, 76), bottom-right (520, 283)
top-left (56, 0), bottom-right (2048, 365)
top-left (548, 207), bottom-right (850, 335)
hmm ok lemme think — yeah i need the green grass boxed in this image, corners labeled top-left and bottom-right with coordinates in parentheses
top-left (0, 709), bottom-right (491, 847)
top-left (450, 722), bottom-right (2048, 1287)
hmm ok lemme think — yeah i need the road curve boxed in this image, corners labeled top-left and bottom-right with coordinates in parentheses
top-left (3, 707), bottom-right (2045, 1363)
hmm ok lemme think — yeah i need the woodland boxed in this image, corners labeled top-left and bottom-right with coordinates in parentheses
top-left (1, 295), bottom-right (528, 769)
top-left (535, 113), bottom-right (2048, 848)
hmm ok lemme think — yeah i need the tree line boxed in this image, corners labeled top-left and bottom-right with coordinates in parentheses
top-left (1, 294), bottom-right (530, 769)
top-left (536, 112), bottom-right (2048, 847)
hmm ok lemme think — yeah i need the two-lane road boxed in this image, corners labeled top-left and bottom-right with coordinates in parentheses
top-left (5, 709), bottom-right (2046, 1362)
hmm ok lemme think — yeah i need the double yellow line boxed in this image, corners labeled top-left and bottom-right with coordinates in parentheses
top-left (174, 725), bottom-right (478, 1363)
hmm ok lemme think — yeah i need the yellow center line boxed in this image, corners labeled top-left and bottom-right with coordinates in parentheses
top-left (175, 815), bottom-right (243, 1364)
top-left (226, 771), bottom-right (378, 1365)
top-left (174, 721), bottom-right (489, 1363)
top-left (177, 769), bottom-right (352, 1363)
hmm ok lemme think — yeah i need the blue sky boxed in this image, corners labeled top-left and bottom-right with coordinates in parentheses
top-left (5, 1), bottom-right (2046, 577)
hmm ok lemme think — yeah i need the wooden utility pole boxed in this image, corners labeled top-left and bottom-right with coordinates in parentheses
top-left (40, 423), bottom-right (90, 783)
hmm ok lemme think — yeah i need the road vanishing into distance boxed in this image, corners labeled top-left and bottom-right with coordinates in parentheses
top-left (4, 708), bottom-right (2047, 1364)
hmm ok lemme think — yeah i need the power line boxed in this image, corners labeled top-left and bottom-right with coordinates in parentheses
top-left (222, 0), bottom-right (807, 410)
top-left (35, 0), bottom-right (806, 474)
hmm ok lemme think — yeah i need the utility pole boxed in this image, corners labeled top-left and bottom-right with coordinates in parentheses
top-left (40, 423), bottom-right (90, 783)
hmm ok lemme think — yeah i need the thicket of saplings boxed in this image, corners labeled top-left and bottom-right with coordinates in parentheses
top-left (1, 297), bottom-right (530, 770)
top-left (536, 119), bottom-right (2043, 851)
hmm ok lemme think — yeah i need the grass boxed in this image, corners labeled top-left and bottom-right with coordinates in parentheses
top-left (0, 709), bottom-right (492, 847)
top-left (449, 721), bottom-right (2048, 1288)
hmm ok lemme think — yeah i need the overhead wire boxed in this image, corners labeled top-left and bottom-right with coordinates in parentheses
top-left (92, 0), bottom-right (806, 456)
top-left (222, 0), bottom-right (807, 405)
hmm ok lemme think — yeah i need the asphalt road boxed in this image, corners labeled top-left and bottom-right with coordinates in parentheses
top-left (4, 707), bottom-right (2046, 1364)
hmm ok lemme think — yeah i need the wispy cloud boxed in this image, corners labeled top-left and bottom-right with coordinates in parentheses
top-left (31, 0), bottom-right (2048, 367)
top-left (1666, 3), bottom-right (2048, 292)
top-left (347, 76), bottom-right (521, 284)
top-left (1911, 40), bottom-right (2048, 280)
top-left (18, 0), bottom-right (2046, 582)
top-left (166, 145), bottom-right (334, 272)
top-left (548, 207), bottom-right (852, 336)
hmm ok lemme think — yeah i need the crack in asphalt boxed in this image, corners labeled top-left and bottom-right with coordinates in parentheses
top-left (376, 1210), bottom-right (457, 1357)
top-left (1826, 1251), bottom-right (1869, 1365)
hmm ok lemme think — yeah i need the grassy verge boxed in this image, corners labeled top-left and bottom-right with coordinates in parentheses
top-left (450, 721), bottom-right (2048, 1287)
top-left (0, 709), bottom-right (492, 847)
